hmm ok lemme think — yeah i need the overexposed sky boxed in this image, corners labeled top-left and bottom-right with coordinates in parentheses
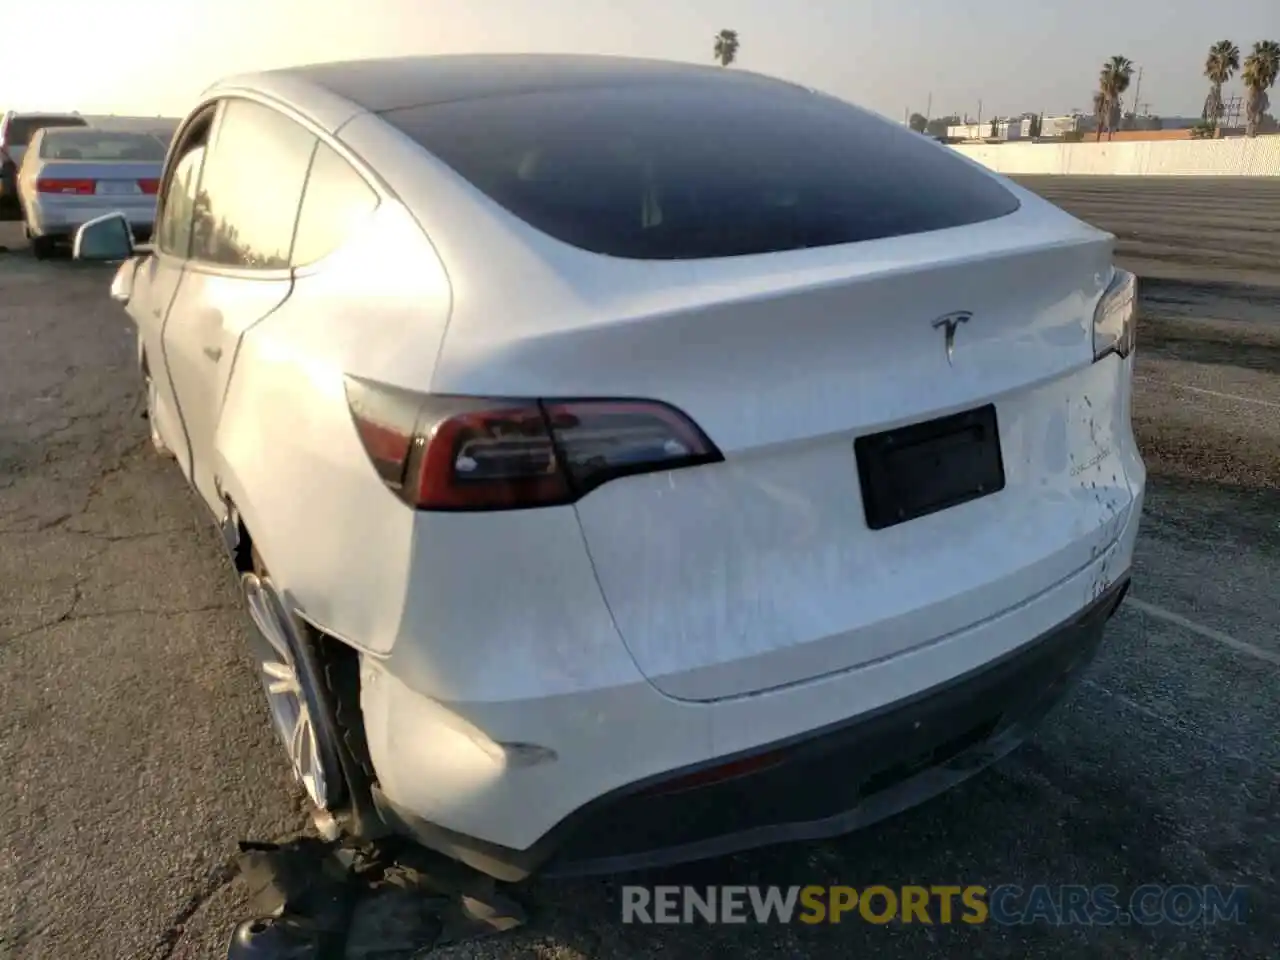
top-left (4, 0), bottom-right (1278, 120)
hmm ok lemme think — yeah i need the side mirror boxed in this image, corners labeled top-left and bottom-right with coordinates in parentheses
top-left (73, 212), bottom-right (134, 262)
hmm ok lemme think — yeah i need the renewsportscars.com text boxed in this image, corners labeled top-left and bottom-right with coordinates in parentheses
top-left (621, 884), bottom-right (1249, 926)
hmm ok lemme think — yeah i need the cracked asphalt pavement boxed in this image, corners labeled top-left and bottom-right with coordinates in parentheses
top-left (2, 175), bottom-right (1279, 959)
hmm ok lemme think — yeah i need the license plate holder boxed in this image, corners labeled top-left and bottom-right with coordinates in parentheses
top-left (95, 181), bottom-right (140, 196)
top-left (855, 404), bottom-right (1005, 530)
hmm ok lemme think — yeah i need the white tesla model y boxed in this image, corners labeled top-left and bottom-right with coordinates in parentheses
top-left (74, 54), bottom-right (1144, 880)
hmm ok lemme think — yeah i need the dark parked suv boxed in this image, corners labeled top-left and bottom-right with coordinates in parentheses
top-left (0, 111), bottom-right (88, 219)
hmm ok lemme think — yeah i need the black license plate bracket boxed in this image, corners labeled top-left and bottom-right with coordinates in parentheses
top-left (855, 404), bottom-right (1005, 530)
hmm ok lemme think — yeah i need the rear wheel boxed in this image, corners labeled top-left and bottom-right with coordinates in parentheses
top-left (243, 551), bottom-right (345, 817)
top-left (0, 169), bottom-right (18, 222)
top-left (241, 548), bottom-right (378, 839)
top-left (29, 234), bottom-right (56, 260)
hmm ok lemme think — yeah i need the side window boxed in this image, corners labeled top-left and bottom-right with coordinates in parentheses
top-left (156, 146), bottom-right (206, 258)
top-left (192, 98), bottom-right (316, 270)
top-left (291, 143), bottom-right (380, 267)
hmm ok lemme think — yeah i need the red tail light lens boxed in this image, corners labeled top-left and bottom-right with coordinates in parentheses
top-left (138, 178), bottom-right (159, 195)
top-left (36, 178), bottom-right (95, 195)
top-left (640, 749), bottom-right (787, 797)
top-left (410, 401), bottom-right (570, 510)
top-left (344, 378), bottom-right (723, 511)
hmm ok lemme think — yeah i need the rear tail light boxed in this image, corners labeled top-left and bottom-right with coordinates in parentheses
top-left (36, 178), bottom-right (95, 195)
top-left (344, 377), bottom-right (724, 511)
top-left (1093, 267), bottom-right (1137, 362)
top-left (138, 178), bottom-right (159, 195)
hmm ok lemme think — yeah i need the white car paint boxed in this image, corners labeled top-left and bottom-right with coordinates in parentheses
top-left (101, 54), bottom-right (1144, 879)
top-left (130, 251), bottom-right (191, 468)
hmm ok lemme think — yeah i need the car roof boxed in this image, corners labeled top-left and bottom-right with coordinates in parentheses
top-left (242, 53), bottom-right (801, 115)
top-left (3, 110), bottom-right (82, 120)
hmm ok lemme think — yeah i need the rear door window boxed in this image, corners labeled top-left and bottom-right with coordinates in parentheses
top-left (383, 83), bottom-right (1021, 260)
top-left (291, 142), bottom-right (379, 267)
top-left (191, 98), bottom-right (316, 270)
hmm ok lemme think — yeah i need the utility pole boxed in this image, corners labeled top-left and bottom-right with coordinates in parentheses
top-left (925, 92), bottom-right (932, 122)
top-left (1130, 66), bottom-right (1143, 125)
top-left (1224, 93), bottom-right (1242, 130)
top-left (977, 98), bottom-right (983, 137)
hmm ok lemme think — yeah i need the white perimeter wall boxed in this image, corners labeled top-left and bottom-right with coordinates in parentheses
top-left (952, 136), bottom-right (1280, 176)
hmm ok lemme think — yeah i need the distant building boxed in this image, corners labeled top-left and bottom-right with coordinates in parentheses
top-left (945, 117), bottom-right (1032, 141)
top-left (1149, 116), bottom-right (1204, 130)
top-left (945, 110), bottom-right (1237, 144)
top-left (1039, 114), bottom-right (1087, 137)
top-left (1038, 114), bottom-right (1202, 139)
top-left (945, 122), bottom-right (981, 140)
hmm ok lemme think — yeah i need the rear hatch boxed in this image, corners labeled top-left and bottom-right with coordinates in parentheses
top-left (397, 75), bottom-right (1135, 702)
top-left (559, 222), bottom-right (1128, 701)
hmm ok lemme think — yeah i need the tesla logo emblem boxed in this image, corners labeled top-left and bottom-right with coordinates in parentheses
top-left (932, 311), bottom-right (972, 365)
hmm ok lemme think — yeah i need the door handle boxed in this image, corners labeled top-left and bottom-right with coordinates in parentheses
top-left (203, 346), bottom-right (222, 362)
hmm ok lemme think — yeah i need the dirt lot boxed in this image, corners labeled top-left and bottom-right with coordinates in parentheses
top-left (2, 176), bottom-right (1279, 959)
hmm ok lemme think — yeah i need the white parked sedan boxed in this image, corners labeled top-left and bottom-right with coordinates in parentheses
top-left (74, 53), bottom-right (1144, 881)
top-left (19, 127), bottom-right (165, 258)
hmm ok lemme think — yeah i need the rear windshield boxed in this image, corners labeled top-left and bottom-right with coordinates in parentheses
top-left (38, 130), bottom-right (166, 161)
top-left (384, 83), bottom-right (1021, 260)
top-left (3, 115), bottom-right (87, 146)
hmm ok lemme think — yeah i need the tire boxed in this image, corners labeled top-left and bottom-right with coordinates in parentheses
top-left (30, 234), bottom-right (56, 260)
top-left (0, 168), bottom-right (19, 222)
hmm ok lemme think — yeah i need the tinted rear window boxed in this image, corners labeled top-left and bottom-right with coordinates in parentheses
top-left (4, 115), bottom-right (87, 146)
top-left (384, 83), bottom-right (1020, 260)
top-left (39, 130), bottom-right (166, 161)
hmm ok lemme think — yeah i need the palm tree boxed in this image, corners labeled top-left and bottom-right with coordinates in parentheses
top-left (1203, 40), bottom-right (1241, 136)
top-left (1092, 91), bottom-right (1108, 141)
top-left (1243, 40), bottom-right (1280, 137)
top-left (713, 29), bottom-right (740, 67)
top-left (1095, 55), bottom-right (1135, 141)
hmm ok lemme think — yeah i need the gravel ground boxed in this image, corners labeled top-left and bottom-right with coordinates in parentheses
top-left (1, 176), bottom-right (1278, 959)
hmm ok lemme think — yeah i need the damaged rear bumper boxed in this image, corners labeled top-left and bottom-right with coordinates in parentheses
top-left (374, 575), bottom-right (1131, 881)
